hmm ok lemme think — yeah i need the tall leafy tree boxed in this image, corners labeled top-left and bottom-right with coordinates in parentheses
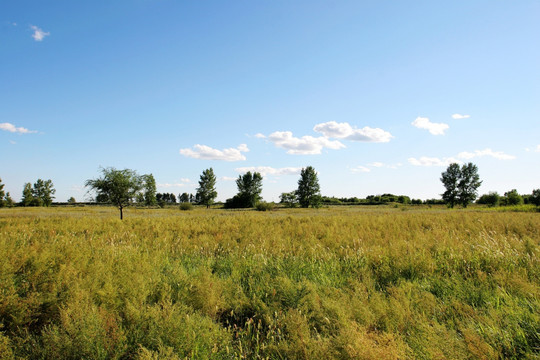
top-left (297, 166), bottom-right (321, 208)
top-left (457, 163), bottom-right (482, 207)
top-left (196, 168), bottom-right (217, 209)
top-left (441, 163), bottom-right (461, 208)
top-left (179, 192), bottom-right (190, 203)
top-left (85, 167), bottom-right (143, 220)
top-left (142, 174), bottom-right (157, 206)
top-left (530, 189), bottom-right (540, 207)
top-left (441, 163), bottom-right (482, 208)
top-left (503, 189), bottom-right (523, 206)
top-left (0, 178), bottom-right (5, 207)
top-left (21, 183), bottom-right (34, 207)
top-left (33, 179), bottom-right (56, 206)
top-left (236, 171), bottom-right (263, 207)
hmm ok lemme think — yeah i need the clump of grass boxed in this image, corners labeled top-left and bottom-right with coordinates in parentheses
top-left (256, 202), bottom-right (276, 211)
top-left (179, 202), bottom-right (193, 211)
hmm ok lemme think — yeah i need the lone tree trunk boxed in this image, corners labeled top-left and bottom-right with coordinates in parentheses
top-left (120, 206), bottom-right (123, 220)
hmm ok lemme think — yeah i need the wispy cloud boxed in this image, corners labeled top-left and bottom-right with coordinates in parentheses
top-left (408, 157), bottom-right (461, 167)
top-left (180, 144), bottom-right (249, 161)
top-left (267, 131), bottom-right (345, 155)
top-left (411, 117), bottom-right (449, 135)
top-left (350, 166), bottom-right (371, 173)
top-left (158, 183), bottom-right (188, 188)
top-left (457, 148), bottom-right (515, 160)
top-left (254, 133), bottom-right (266, 139)
top-left (536, 145), bottom-right (540, 153)
top-left (9, 140), bottom-right (17, 145)
top-left (313, 121), bottom-right (393, 142)
top-left (367, 161), bottom-right (402, 169)
top-left (452, 114), bottom-right (470, 119)
top-left (30, 25), bottom-right (50, 41)
top-left (235, 166), bottom-right (302, 176)
top-left (368, 162), bottom-right (384, 168)
top-left (0, 122), bottom-right (37, 134)
top-left (220, 176), bottom-right (237, 181)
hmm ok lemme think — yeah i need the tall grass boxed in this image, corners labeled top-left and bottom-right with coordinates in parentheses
top-left (0, 206), bottom-right (538, 359)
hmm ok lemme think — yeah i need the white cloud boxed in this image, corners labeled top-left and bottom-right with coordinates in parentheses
top-left (180, 178), bottom-right (191, 183)
top-left (220, 176), bottom-right (237, 181)
top-left (411, 117), bottom-right (449, 135)
top-left (9, 140), bottom-right (16, 144)
top-left (0, 122), bottom-right (37, 134)
top-left (235, 166), bottom-right (302, 177)
top-left (408, 157), bottom-right (461, 167)
top-left (457, 148), bottom-right (515, 160)
top-left (313, 121), bottom-right (393, 142)
top-left (180, 144), bottom-right (249, 161)
top-left (452, 114), bottom-right (471, 119)
top-left (267, 131), bottom-right (345, 155)
top-left (30, 25), bottom-right (50, 41)
top-left (368, 162), bottom-right (384, 168)
top-left (158, 183), bottom-right (188, 188)
top-left (351, 166), bottom-right (371, 173)
top-left (254, 133), bottom-right (266, 139)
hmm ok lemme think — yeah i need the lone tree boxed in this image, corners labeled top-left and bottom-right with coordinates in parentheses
top-left (21, 183), bottom-right (34, 206)
top-left (441, 163), bottom-right (461, 208)
top-left (33, 179), bottom-right (56, 206)
top-left (531, 189), bottom-right (540, 207)
top-left (85, 167), bottom-right (143, 220)
top-left (226, 171), bottom-right (263, 208)
top-left (196, 168), bottom-right (217, 208)
top-left (142, 174), bottom-right (157, 206)
top-left (441, 162), bottom-right (482, 208)
top-left (297, 166), bottom-right (321, 208)
top-left (0, 178), bottom-right (5, 207)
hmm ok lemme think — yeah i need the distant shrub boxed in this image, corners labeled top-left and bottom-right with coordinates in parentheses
top-left (256, 202), bottom-right (275, 211)
top-left (179, 202), bottom-right (193, 211)
top-left (477, 192), bottom-right (500, 207)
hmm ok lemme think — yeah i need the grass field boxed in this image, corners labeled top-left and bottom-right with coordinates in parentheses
top-left (0, 206), bottom-right (539, 359)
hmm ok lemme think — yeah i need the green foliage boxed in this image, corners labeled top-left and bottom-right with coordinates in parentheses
top-left (32, 179), bottom-right (56, 206)
top-left (142, 174), bottom-right (157, 206)
top-left (457, 163), bottom-right (482, 207)
top-left (85, 167), bottom-right (143, 219)
top-left (21, 183), bottom-right (34, 207)
top-left (236, 171), bottom-right (263, 208)
top-left (179, 202), bottom-right (193, 211)
top-left (196, 168), bottom-right (217, 208)
top-left (1, 207), bottom-right (539, 359)
top-left (4, 193), bottom-right (14, 208)
top-left (67, 196), bottom-right (77, 204)
top-left (256, 202), bottom-right (275, 211)
top-left (156, 193), bottom-right (176, 207)
top-left (179, 192), bottom-right (190, 203)
top-left (0, 178), bottom-right (5, 208)
top-left (531, 189), bottom-right (540, 207)
top-left (503, 189), bottom-right (524, 206)
top-left (441, 163), bottom-right (482, 208)
top-left (280, 192), bottom-right (298, 208)
top-left (477, 191), bottom-right (500, 207)
top-left (297, 166), bottom-right (321, 208)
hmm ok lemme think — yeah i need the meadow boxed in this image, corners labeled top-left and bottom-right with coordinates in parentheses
top-left (0, 206), bottom-right (538, 359)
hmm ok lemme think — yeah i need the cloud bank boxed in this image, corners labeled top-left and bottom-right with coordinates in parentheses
top-left (408, 157), bottom-right (461, 167)
top-left (235, 166), bottom-right (302, 176)
top-left (313, 121), bottom-right (393, 142)
top-left (457, 148), bottom-right (515, 160)
top-left (180, 144), bottom-right (249, 161)
top-left (267, 131), bottom-right (345, 155)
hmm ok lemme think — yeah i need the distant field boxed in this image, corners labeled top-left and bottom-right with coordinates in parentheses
top-left (0, 206), bottom-right (539, 359)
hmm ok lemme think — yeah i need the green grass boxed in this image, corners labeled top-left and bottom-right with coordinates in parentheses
top-left (0, 206), bottom-right (539, 359)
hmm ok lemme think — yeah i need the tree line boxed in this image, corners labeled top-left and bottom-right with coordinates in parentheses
top-left (1, 164), bottom-right (539, 217)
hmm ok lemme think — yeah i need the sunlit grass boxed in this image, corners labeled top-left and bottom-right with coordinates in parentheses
top-left (0, 206), bottom-right (538, 359)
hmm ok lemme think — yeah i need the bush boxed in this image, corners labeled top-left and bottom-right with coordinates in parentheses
top-left (256, 202), bottom-right (275, 211)
top-left (179, 202), bottom-right (193, 211)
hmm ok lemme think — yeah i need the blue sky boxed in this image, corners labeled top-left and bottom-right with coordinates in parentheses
top-left (1, 1), bottom-right (539, 202)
